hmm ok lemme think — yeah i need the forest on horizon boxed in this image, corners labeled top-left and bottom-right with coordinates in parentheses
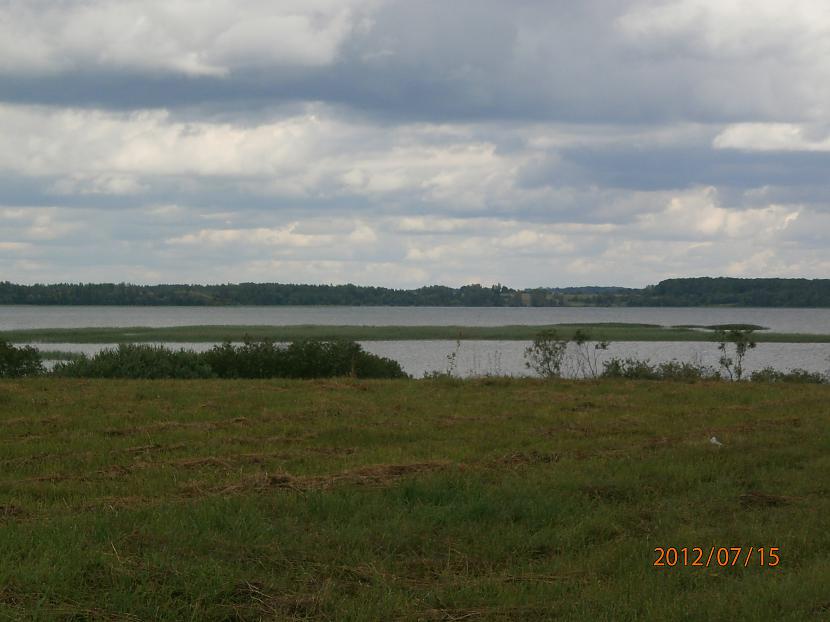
top-left (2, 277), bottom-right (830, 308)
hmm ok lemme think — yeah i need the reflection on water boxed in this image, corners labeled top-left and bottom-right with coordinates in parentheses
top-left (37, 340), bottom-right (830, 379)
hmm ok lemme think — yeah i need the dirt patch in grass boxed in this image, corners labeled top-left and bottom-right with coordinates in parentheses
top-left (103, 417), bottom-right (250, 436)
top-left (226, 581), bottom-right (322, 619)
top-left (419, 605), bottom-right (557, 621)
top-left (0, 505), bottom-right (26, 519)
top-left (215, 461), bottom-right (452, 496)
top-left (3, 416), bottom-right (65, 427)
top-left (580, 484), bottom-right (633, 502)
top-left (120, 443), bottom-right (168, 454)
top-left (739, 491), bottom-right (803, 507)
top-left (711, 416), bottom-right (802, 435)
top-left (172, 457), bottom-right (234, 469)
top-left (492, 451), bottom-right (561, 466)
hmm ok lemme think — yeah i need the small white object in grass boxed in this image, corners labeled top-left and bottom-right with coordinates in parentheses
top-left (709, 436), bottom-right (723, 447)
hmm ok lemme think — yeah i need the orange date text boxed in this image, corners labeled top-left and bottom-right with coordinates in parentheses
top-left (653, 547), bottom-right (780, 568)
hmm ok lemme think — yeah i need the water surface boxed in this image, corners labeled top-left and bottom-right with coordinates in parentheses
top-left (3, 305), bottom-right (830, 333)
top-left (38, 340), bottom-right (830, 379)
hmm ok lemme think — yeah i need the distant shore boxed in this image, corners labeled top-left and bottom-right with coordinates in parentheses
top-left (3, 276), bottom-right (830, 307)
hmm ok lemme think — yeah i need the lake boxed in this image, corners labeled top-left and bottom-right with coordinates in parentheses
top-left (3, 305), bottom-right (830, 332)
top-left (33, 339), bottom-right (830, 379)
top-left (7, 305), bottom-right (827, 378)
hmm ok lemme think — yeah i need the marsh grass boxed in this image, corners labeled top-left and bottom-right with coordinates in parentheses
top-left (5, 323), bottom-right (830, 344)
top-left (0, 378), bottom-right (829, 619)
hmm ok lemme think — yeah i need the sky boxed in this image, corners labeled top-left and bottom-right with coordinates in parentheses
top-left (1, 0), bottom-right (829, 288)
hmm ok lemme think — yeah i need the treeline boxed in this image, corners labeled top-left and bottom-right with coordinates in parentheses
top-left (632, 277), bottom-right (830, 307)
top-left (531, 278), bottom-right (830, 307)
top-left (0, 282), bottom-right (518, 307)
top-left (1, 278), bottom-right (829, 307)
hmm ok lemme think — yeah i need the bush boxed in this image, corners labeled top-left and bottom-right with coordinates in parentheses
top-left (204, 338), bottom-right (407, 379)
top-left (654, 360), bottom-right (720, 381)
top-left (524, 330), bottom-right (569, 378)
top-left (280, 339), bottom-right (408, 379)
top-left (348, 347), bottom-right (409, 379)
top-left (601, 357), bottom-right (659, 380)
top-left (0, 340), bottom-right (44, 377)
top-left (202, 339), bottom-right (289, 378)
top-left (524, 329), bottom-right (610, 379)
top-left (750, 367), bottom-right (827, 384)
top-left (601, 357), bottom-right (719, 381)
top-left (52, 339), bottom-right (408, 380)
top-left (715, 328), bottom-right (756, 381)
top-left (52, 344), bottom-right (214, 379)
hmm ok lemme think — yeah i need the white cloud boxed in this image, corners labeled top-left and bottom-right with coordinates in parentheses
top-left (166, 224), bottom-right (331, 248)
top-left (0, 0), bottom-right (377, 76)
top-left (636, 187), bottom-right (801, 239)
top-left (0, 242), bottom-right (31, 251)
top-left (619, 0), bottom-right (830, 60)
top-left (1, 206), bottom-right (83, 241)
top-left (498, 229), bottom-right (574, 253)
top-left (0, 103), bottom-right (516, 207)
top-left (395, 217), bottom-right (470, 233)
top-left (713, 123), bottom-right (830, 151)
top-left (348, 223), bottom-right (378, 244)
top-left (1, 2), bottom-right (829, 287)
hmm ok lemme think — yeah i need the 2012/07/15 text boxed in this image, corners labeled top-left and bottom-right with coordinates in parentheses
top-left (653, 547), bottom-right (780, 568)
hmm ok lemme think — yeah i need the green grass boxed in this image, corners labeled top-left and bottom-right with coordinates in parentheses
top-left (5, 323), bottom-right (830, 343)
top-left (1, 378), bottom-right (829, 620)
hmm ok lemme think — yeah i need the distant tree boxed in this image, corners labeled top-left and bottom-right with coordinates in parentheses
top-left (524, 330), bottom-right (569, 378)
top-left (570, 329), bottom-right (610, 379)
top-left (524, 329), bottom-right (611, 379)
top-left (715, 328), bottom-right (757, 381)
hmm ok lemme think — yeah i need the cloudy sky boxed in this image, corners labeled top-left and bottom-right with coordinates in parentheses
top-left (2, 0), bottom-right (829, 287)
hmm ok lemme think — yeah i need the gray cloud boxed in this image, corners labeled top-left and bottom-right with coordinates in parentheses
top-left (1, 0), bottom-right (829, 287)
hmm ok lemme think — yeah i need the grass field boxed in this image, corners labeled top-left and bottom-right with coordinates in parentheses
top-left (5, 323), bottom-right (830, 344)
top-left (1, 378), bottom-right (829, 620)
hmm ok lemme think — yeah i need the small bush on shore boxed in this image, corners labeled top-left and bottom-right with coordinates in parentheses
top-left (204, 338), bottom-right (407, 379)
top-left (52, 339), bottom-right (409, 380)
top-left (601, 357), bottom-right (720, 381)
top-left (0, 340), bottom-right (44, 377)
top-left (750, 367), bottom-right (827, 384)
top-left (52, 344), bottom-right (213, 379)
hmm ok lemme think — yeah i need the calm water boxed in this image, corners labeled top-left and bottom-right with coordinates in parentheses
top-left (38, 340), bottom-right (829, 379)
top-left (3, 305), bottom-right (830, 333)
top-left (6, 306), bottom-right (828, 378)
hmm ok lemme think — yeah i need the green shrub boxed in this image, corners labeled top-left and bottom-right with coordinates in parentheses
top-left (51, 339), bottom-right (408, 380)
top-left (349, 347), bottom-right (409, 379)
top-left (601, 357), bottom-right (719, 381)
top-left (655, 360), bottom-right (720, 381)
top-left (601, 357), bottom-right (660, 380)
top-left (715, 328), bottom-right (756, 380)
top-left (0, 340), bottom-right (44, 377)
top-left (202, 339), bottom-right (290, 378)
top-left (750, 367), bottom-right (827, 384)
top-left (52, 344), bottom-right (214, 379)
top-left (524, 330), bottom-right (569, 378)
top-left (257, 339), bottom-right (407, 379)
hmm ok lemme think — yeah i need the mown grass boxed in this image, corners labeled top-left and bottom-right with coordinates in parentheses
top-left (1, 378), bottom-right (829, 620)
top-left (5, 323), bottom-right (830, 344)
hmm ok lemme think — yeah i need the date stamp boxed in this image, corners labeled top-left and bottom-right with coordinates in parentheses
top-left (653, 547), bottom-right (780, 568)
